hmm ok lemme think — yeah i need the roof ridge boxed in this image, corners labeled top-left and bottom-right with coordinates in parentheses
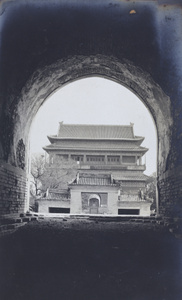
top-left (59, 123), bottom-right (133, 127)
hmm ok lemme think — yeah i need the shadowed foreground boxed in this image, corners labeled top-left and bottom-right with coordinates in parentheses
top-left (0, 218), bottom-right (182, 300)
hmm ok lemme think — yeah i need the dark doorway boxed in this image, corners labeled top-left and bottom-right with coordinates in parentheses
top-left (49, 207), bottom-right (70, 213)
top-left (118, 209), bottom-right (140, 215)
top-left (89, 198), bottom-right (99, 214)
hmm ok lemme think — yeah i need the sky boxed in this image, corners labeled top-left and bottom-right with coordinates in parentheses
top-left (30, 77), bottom-right (157, 175)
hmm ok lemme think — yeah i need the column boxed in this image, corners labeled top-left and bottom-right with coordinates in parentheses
top-left (83, 154), bottom-right (86, 163)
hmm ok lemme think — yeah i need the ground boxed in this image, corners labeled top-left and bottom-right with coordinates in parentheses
top-left (0, 217), bottom-right (182, 300)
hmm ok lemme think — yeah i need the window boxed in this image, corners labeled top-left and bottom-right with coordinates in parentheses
top-left (71, 155), bottom-right (83, 162)
top-left (86, 156), bottom-right (105, 164)
top-left (122, 156), bottom-right (135, 164)
top-left (107, 156), bottom-right (120, 164)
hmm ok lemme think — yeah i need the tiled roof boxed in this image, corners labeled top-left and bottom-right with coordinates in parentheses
top-left (49, 189), bottom-right (69, 194)
top-left (46, 189), bottom-right (70, 200)
top-left (78, 176), bottom-right (111, 185)
top-left (57, 124), bottom-right (137, 139)
top-left (72, 173), bottom-right (118, 186)
top-left (113, 174), bottom-right (148, 181)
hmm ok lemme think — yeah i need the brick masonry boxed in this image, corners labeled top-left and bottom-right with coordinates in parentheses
top-left (158, 166), bottom-right (182, 219)
top-left (0, 161), bottom-right (27, 217)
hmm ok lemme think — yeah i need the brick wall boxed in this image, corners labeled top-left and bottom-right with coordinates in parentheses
top-left (158, 166), bottom-right (182, 218)
top-left (0, 161), bottom-right (27, 217)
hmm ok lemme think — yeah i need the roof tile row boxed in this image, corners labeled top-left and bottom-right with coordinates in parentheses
top-left (58, 124), bottom-right (135, 139)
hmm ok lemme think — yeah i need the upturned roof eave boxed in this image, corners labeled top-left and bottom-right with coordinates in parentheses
top-left (43, 145), bottom-right (149, 152)
top-left (47, 135), bottom-right (144, 142)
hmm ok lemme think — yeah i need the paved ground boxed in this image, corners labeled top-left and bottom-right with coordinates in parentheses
top-left (0, 218), bottom-right (182, 300)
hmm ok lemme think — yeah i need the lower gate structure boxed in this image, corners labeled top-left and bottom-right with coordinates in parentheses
top-left (39, 122), bottom-right (152, 216)
top-left (69, 173), bottom-right (151, 216)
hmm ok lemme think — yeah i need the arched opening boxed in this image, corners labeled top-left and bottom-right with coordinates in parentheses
top-left (88, 194), bottom-right (101, 215)
top-left (30, 76), bottom-right (157, 175)
top-left (29, 74), bottom-right (159, 217)
top-left (4, 55), bottom-right (173, 217)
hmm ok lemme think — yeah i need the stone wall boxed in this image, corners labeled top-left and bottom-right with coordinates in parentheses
top-left (38, 199), bottom-right (70, 214)
top-left (0, 161), bottom-right (27, 217)
top-left (158, 166), bottom-right (182, 218)
top-left (107, 191), bottom-right (119, 215)
top-left (70, 190), bottom-right (82, 214)
top-left (118, 201), bottom-right (151, 216)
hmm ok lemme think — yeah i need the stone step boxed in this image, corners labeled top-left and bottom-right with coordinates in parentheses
top-left (0, 222), bottom-right (26, 237)
top-left (0, 217), bottom-right (23, 225)
top-left (22, 216), bottom-right (38, 222)
top-left (0, 215), bottom-right (38, 226)
top-left (0, 214), bottom-right (38, 237)
top-left (88, 216), bottom-right (157, 223)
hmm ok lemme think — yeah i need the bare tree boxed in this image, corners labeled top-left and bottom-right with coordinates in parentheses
top-left (40, 157), bottom-right (78, 191)
top-left (30, 154), bottom-right (78, 195)
top-left (30, 153), bottom-right (45, 196)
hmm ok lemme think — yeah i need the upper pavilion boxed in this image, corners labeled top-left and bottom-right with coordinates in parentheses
top-left (43, 123), bottom-right (148, 165)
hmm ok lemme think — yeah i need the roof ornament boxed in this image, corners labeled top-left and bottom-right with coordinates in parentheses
top-left (130, 122), bottom-right (134, 137)
top-left (58, 121), bottom-right (64, 136)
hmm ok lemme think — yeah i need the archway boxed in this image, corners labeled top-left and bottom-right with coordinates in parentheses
top-left (0, 3), bottom-right (181, 299)
top-left (88, 194), bottom-right (101, 214)
top-left (17, 55), bottom-right (171, 174)
top-left (1, 55), bottom-right (173, 217)
top-left (88, 194), bottom-right (101, 206)
top-left (30, 75), bottom-right (157, 216)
